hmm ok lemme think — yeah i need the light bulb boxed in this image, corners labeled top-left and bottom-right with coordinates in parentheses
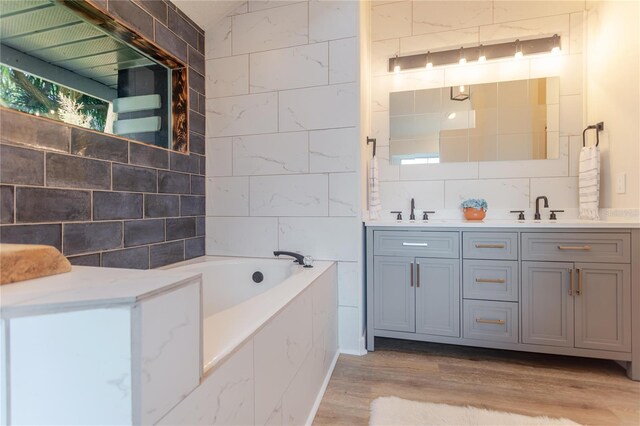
top-left (514, 39), bottom-right (523, 60)
top-left (426, 62), bottom-right (433, 70)
top-left (448, 112), bottom-right (456, 120)
top-left (478, 44), bottom-right (486, 62)
top-left (551, 34), bottom-right (560, 54)
top-left (425, 51), bottom-right (432, 69)
top-left (478, 54), bottom-right (486, 63)
top-left (459, 57), bottom-right (467, 65)
top-left (459, 85), bottom-right (465, 93)
top-left (394, 64), bottom-right (401, 73)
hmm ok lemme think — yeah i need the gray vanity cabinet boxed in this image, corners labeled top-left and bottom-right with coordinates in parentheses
top-left (574, 263), bottom-right (631, 352)
top-left (522, 262), bottom-right (575, 347)
top-left (522, 260), bottom-right (631, 352)
top-left (367, 226), bottom-right (639, 381)
top-left (371, 231), bottom-right (460, 339)
top-left (415, 258), bottom-right (460, 337)
top-left (521, 232), bottom-right (632, 353)
top-left (373, 256), bottom-right (415, 332)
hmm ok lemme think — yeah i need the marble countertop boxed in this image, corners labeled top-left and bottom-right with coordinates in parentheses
top-left (365, 218), bottom-right (640, 229)
top-left (0, 266), bottom-right (201, 318)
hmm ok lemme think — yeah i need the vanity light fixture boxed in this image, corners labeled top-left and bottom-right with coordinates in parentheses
top-left (514, 39), bottom-right (523, 59)
top-left (388, 34), bottom-right (561, 73)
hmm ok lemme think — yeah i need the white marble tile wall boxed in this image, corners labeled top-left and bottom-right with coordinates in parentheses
top-left (205, 1), bottom-right (363, 353)
top-left (370, 1), bottom-right (589, 219)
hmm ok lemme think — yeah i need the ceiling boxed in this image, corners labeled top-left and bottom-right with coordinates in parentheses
top-left (171, 0), bottom-right (244, 31)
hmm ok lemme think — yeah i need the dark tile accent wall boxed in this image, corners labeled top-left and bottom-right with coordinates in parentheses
top-left (0, 0), bottom-right (205, 269)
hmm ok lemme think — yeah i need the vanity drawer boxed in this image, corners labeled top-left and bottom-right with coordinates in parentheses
top-left (373, 231), bottom-right (459, 258)
top-left (463, 260), bottom-right (518, 302)
top-left (522, 233), bottom-right (630, 263)
top-left (463, 300), bottom-right (518, 344)
top-left (463, 232), bottom-right (518, 260)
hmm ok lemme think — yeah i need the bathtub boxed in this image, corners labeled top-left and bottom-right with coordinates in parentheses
top-left (159, 256), bottom-right (338, 425)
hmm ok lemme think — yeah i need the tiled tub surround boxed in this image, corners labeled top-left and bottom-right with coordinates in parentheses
top-left (0, 0), bottom-right (206, 268)
top-left (205, 1), bottom-right (365, 353)
top-left (0, 267), bottom-right (203, 425)
top-left (159, 256), bottom-right (338, 425)
top-left (0, 256), bottom-right (337, 425)
top-left (368, 1), bottom-right (636, 218)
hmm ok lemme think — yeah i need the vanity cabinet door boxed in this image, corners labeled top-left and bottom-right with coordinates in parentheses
top-left (415, 258), bottom-right (460, 337)
top-left (574, 263), bottom-right (631, 352)
top-left (373, 256), bottom-right (415, 333)
top-left (522, 262), bottom-right (574, 347)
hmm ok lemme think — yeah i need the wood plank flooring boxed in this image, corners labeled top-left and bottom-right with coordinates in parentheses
top-left (313, 338), bottom-right (640, 425)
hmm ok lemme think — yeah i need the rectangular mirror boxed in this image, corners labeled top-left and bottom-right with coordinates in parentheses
top-left (0, 0), bottom-right (188, 151)
top-left (389, 77), bottom-right (560, 165)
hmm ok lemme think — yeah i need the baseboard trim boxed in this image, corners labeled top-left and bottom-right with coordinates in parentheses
top-left (305, 350), bottom-right (340, 426)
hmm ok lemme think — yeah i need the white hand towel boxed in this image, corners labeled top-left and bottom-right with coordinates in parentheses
top-left (579, 145), bottom-right (600, 220)
top-left (369, 155), bottom-right (382, 220)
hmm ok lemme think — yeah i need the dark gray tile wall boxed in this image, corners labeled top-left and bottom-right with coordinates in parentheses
top-left (0, 0), bottom-right (206, 269)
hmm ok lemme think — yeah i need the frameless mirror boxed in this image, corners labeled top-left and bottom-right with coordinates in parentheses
top-left (0, 0), bottom-right (188, 151)
top-left (389, 77), bottom-right (560, 165)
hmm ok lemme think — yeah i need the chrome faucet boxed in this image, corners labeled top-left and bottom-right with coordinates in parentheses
top-left (273, 251), bottom-right (313, 268)
top-left (410, 198), bottom-right (416, 220)
top-left (534, 196), bottom-right (549, 220)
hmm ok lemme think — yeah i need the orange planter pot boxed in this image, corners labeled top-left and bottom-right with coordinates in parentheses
top-left (464, 208), bottom-right (486, 221)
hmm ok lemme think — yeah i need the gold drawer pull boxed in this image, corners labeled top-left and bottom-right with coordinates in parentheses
top-left (558, 245), bottom-right (592, 251)
top-left (403, 242), bottom-right (429, 247)
top-left (475, 278), bottom-right (506, 284)
top-left (476, 318), bottom-right (506, 325)
top-left (475, 244), bottom-right (505, 249)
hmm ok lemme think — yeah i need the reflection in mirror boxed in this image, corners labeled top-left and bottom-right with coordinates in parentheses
top-left (389, 77), bottom-right (560, 165)
top-left (0, 0), bottom-right (179, 149)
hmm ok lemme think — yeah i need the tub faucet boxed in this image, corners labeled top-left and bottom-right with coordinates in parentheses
top-left (410, 198), bottom-right (416, 220)
top-left (273, 251), bottom-right (313, 268)
top-left (534, 196), bottom-right (549, 220)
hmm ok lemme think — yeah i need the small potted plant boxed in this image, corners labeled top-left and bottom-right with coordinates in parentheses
top-left (461, 198), bottom-right (488, 220)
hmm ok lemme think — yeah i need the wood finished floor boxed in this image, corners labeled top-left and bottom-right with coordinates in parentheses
top-left (313, 338), bottom-right (640, 425)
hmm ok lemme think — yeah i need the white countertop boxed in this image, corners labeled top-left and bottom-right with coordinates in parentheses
top-left (0, 266), bottom-right (201, 318)
top-left (365, 218), bottom-right (640, 229)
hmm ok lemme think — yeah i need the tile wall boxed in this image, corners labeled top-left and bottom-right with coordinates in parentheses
top-left (0, 0), bottom-right (206, 269)
top-left (205, 1), bottom-right (364, 352)
top-left (370, 0), bottom-right (589, 219)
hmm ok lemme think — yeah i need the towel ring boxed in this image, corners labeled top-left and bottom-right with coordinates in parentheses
top-left (367, 136), bottom-right (377, 157)
top-left (582, 122), bottom-right (604, 147)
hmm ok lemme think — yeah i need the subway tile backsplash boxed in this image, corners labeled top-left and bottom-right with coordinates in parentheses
top-left (0, 0), bottom-right (205, 269)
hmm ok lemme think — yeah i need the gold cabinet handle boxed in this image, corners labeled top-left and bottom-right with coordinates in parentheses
top-left (403, 242), bottom-right (429, 247)
top-left (475, 318), bottom-right (505, 325)
top-left (410, 262), bottom-right (414, 287)
top-left (569, 268), bottom-right (574, 296)
top-left (475, 278), bottom-right (506, 284)
top-left (558, 245), bottom-right (592, 251)
top-left (475, 243), bottom-right (506, 249)
top-left (416, 262), bottom-right (421, 288)
top-left (576, 268), bottom-right (582, 295)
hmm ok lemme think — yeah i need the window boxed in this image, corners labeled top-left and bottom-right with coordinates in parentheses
top-left (0, 0), bottom-right (188, 151)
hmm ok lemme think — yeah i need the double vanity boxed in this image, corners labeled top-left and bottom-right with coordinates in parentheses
top-left (365, 219), bottom-right (640, 380)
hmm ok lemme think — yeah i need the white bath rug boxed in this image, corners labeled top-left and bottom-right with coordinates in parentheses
top-left (369, 396), bottom-right (580, 426)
